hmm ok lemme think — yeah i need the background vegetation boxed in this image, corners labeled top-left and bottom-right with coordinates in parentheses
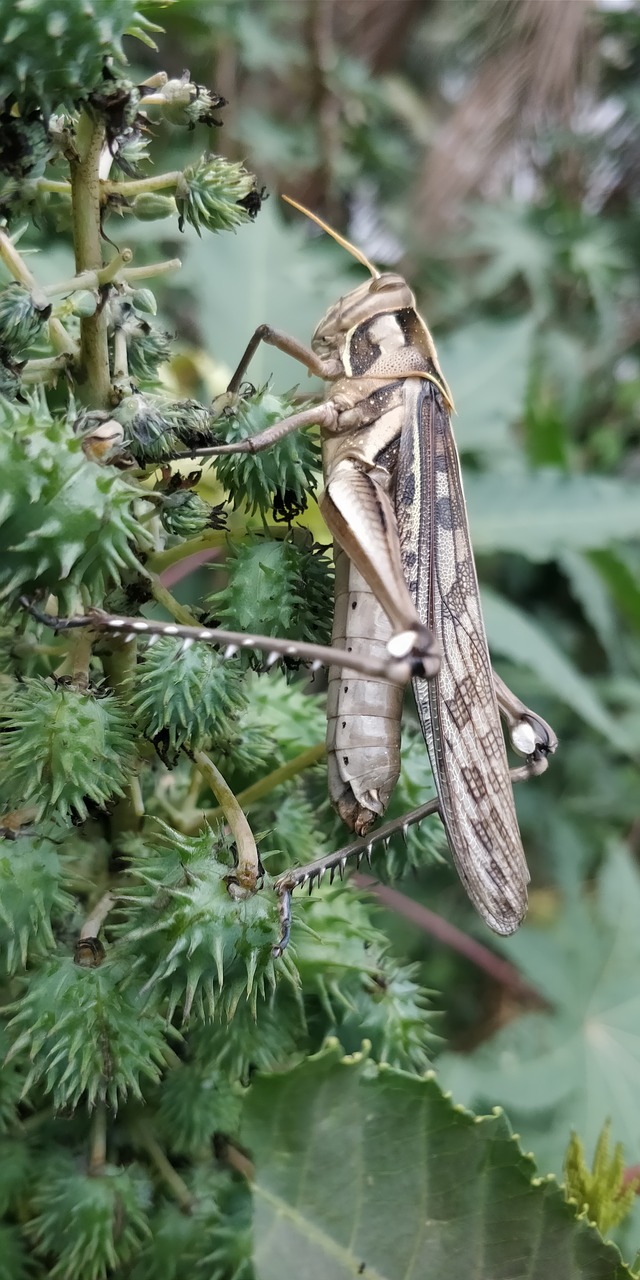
top-left (1, 0), bottom-right (639, 1276)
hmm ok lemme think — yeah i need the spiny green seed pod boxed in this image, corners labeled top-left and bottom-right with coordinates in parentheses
top-left (155, 1063), bottom-right (242, 1156)
top-left (155, 74), bottom-right (227, 130)
top-left (6, 954), bottom-right (168, 1109)
top-left (334, 963), bottom-right (440, 1073)
top-left (0, 355), bottom-right (22, 400)
top-left (128, 1172), bottom-right (240, 1280)
top-left (0, 282), bottom-right (50, 357)
top-left (0, 107), bottom-right (51, 183)
top-left (27, 1155), bottom-right (152, 1276)
top-left (0, 400), bottom-right (152, 608)
top-left (0, 833), bottom-right (74, 973)
top-left (160, 490), bottom-right (212, 538)
top-left (175, 154), bottom-right (257, 236)
top-left (124, 823), bottom-right (297, 1021)
top-left (110, 302), bottom-right (172, 383)
top-left (128, 636), bottom-right (248, 756)
top-left (111, 391), bottom-right (177, 462)
top-left (208, 537), bottom-right (334, 657)
top-left (293, 887), bottom-right (387, 1014)
top-left (0, 0), bottom-right (164, 115)
top-left (164, 398), bottom-right (215, 450)
top-left (190, 991), bottom-right (305, 1084)
top-left (212, 387), bottom-right (320, 515)
top-left (0, 678), bottom-right (138, 825)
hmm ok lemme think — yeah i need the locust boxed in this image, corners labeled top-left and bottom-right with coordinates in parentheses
top-left (27, 197), bottom-right (557, 951)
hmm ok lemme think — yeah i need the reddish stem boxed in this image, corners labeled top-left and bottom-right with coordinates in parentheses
top-left (353, 873), bottom-right (547, 1005)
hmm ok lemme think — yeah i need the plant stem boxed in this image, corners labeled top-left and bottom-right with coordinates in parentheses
top-left (89, 1101), bottom-right (107, 1175)
top-left (103, 171), bottom-right (182, 197)
top-left (147, 575), bottom-right (201, 627)
top-left (353, 874), bottom-right (547, 1004)
top-left (0, 227), bottom-right (76, 355)
top-left (80, 891), bottom-right (116, 940)
top-left (101, 636), bottom-right (140, 838)
top-left (193, 750), bottom-right (259, 890)
top-left (70, 110), bottom-right (111, 407)
top-left (133, 1121), bottom-right (195, 1212)
top-left (195, 742), bottom-right (325, 830)
top-left (146, 531), bottom-right (228, 575)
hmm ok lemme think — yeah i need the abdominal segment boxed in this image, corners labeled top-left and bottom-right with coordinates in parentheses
top-left (326, 548), bottom-right (402, 836)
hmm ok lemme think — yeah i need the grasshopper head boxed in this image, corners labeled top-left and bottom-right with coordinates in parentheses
top-left (311, 273), bottom-right (416, 361)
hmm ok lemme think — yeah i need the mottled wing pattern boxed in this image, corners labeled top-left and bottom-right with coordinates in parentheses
top-left (395, 379), bottom-right (529, 934)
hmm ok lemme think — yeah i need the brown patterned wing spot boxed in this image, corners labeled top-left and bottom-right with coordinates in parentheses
top-left (446, 675), bottom-right (475, 730)
top-left (462, 764), bottom-right (487, 804)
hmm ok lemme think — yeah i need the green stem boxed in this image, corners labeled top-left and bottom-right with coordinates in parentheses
top-left (146, 531), bottom-right (227, 575)
top-left (133, 1121), bottom-right (195, 1212)
top-left (43, 248), bottom-right (133, 297)
top-left (89, 1101), bottom-right (107, 1175)
top-left (70, 110), bottom-right (111, 407)
top-left (122, 259), bottom-right (181, 282)
top-left (36, 178), bottom-right (72, 195)
top-left (147, 575), bottom-right (201, 627)
top-left (21, 355), bottom-right (71, 385)
top-left (101, 636), bottom-right (140, 838)
top-left (193, 750), bottom-right (259, 891)
top-left (103, 171), bottom-right (182, 197)
top-left (195, 742), bottom-right (326, 830)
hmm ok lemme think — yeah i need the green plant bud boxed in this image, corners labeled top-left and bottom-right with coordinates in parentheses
top-left (208, 537), bottom-right (334, 657)
top-left (27, 1154), bottom-right (152, 1276)
top-left (128, 636), bottom-right (248, 756)
top-left (0, 400), bottom-right (151, 609)
top-left (124, 822), bottom-right (297, 1021)
top-left (0, 833), bottom-right (74, 973)
top-left (0, 0), bottom-right (164, 115)
top-left (0, 678), bottom-right (138, 825)
top-left (69, 288), bottom-right (97, 317)
top-left (0, 282), bottom-right (50, 357)
top-left (112, 391), bottom-right (178, 462)
top-left (6, 953), bottom-right (168, 1109)
top-left (175, 154), bottom-right (258, 236)
top-left (131, 191), bottom-right (177, 221)
top-left (160, 490), bottom-right (212, 537)
top-left (211, 387), bottom-right (320, 515)
top-left (130, 287), bottom-right (157, 315)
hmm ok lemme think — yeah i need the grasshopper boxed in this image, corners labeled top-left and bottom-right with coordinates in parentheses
top-left (27, 197), bottom-right (557, 951)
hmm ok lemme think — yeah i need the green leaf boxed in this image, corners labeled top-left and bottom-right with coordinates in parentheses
top-left (560, 550), bottom-right (623, 667)
top-left (466, 471), bottom-right (640, 560)
top-left (242, 1043), bottom-right (634, 1280)
top-left (438, 847), bottom-right (640, 1182)
top-left (482, 589), bottom-right (633, 752)
top-left (438, 315), bottom-right (534, 453)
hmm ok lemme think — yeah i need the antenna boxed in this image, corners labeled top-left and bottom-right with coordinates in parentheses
top-left (282, 194), bottom-right (380, 279)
